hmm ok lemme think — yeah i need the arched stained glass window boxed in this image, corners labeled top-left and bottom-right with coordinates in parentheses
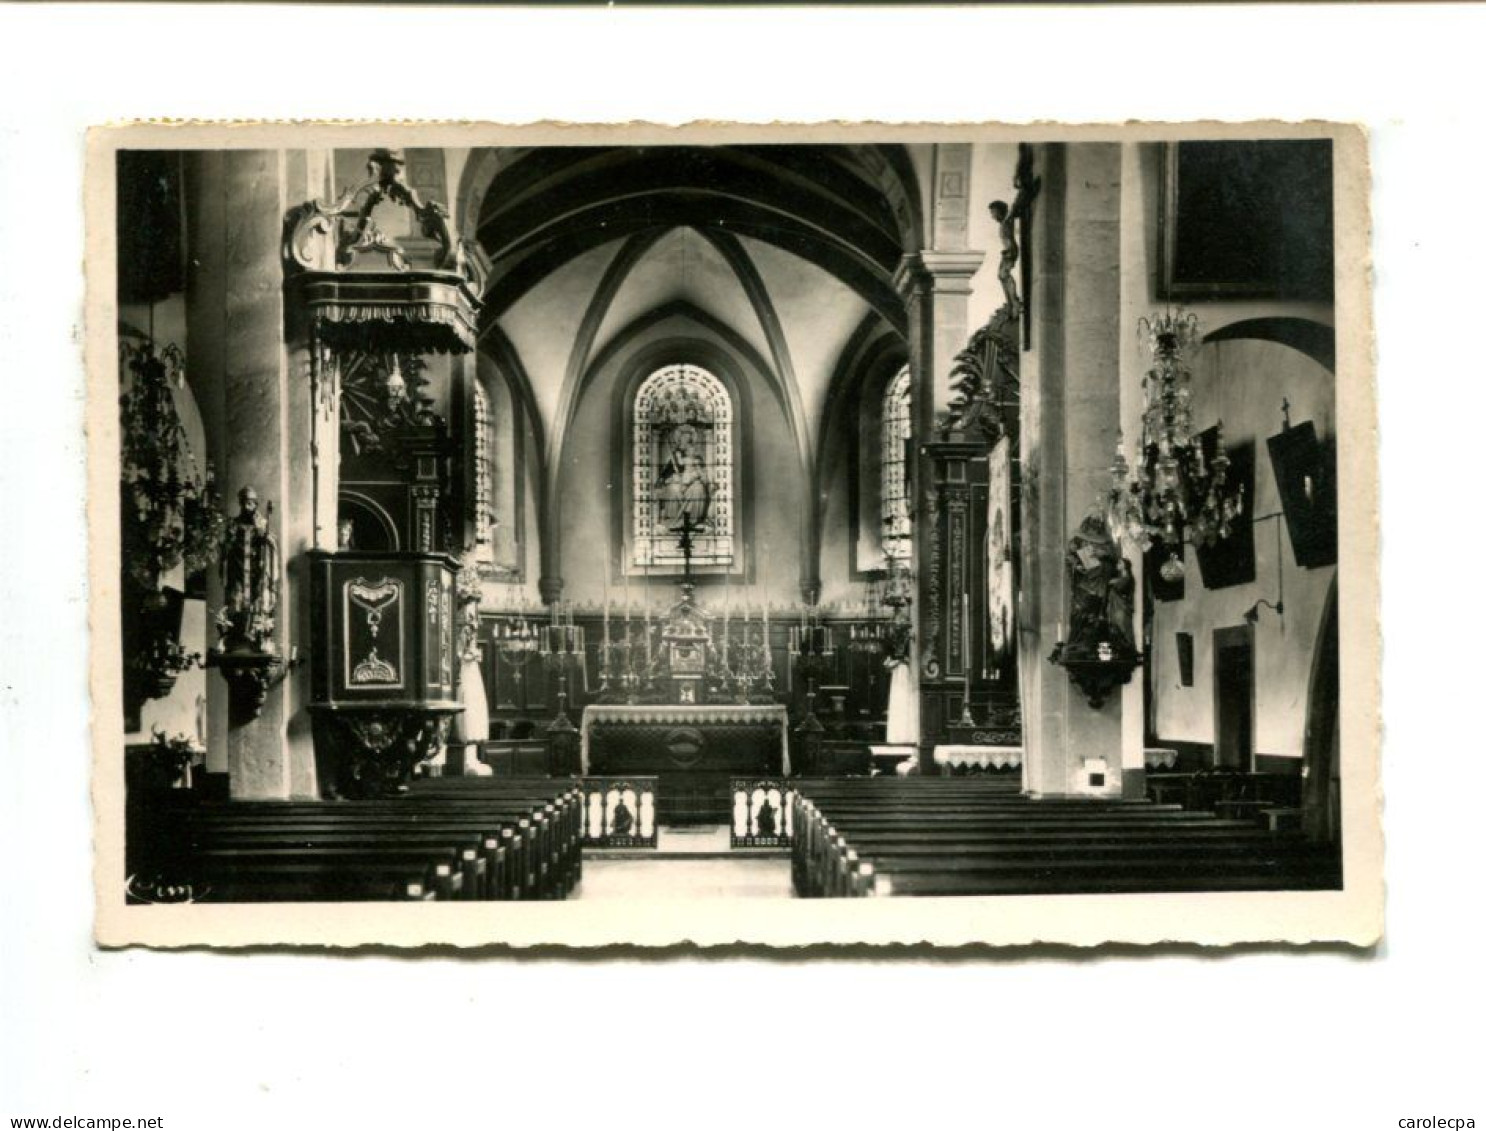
top-left (633, 363), bottom-right (734, 569)
top-left (472, 379), bottom-right (495, 549)
top-left (881, 365), bottom-right (912, 561)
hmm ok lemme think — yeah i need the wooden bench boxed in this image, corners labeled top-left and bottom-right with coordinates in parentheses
top-left (789, 778), bottom-right (1341, 898)
top-left (161, 781), bottom-right (582, 903)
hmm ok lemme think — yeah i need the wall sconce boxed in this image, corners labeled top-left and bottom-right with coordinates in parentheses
top-left (1244, 514), bottom-right (1287, 631)
top-left (1243, 598), bottom-right (1284, 626)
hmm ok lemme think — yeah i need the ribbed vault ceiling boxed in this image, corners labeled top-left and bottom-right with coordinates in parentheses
top-left (475, 145), bottom-right (914, 330)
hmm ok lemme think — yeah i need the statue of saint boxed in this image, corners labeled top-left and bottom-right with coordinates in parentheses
top-left (756, 794), bottom-right (778, 838)
top-left (218, 486), bottom-right (280, 652)
top-left (610, 794), bottom-right (635, 837)
top-left (1065, 515), bottom-right (1118, 650)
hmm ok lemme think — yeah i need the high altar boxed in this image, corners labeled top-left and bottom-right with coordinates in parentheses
top-left (580, 520), bottom-right (788, 824)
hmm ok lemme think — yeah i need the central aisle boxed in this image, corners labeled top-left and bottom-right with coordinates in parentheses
top-left (575, 825), bottom-right (794, 899)
top-left (576, 858), bottom-right (795, 900)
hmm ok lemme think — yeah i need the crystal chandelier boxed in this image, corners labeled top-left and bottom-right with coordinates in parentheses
top-left (1106, 311), bottom-right (1245, 581)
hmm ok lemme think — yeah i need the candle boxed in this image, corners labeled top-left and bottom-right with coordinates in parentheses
top-left (622, 540), bottom-right (631, 625)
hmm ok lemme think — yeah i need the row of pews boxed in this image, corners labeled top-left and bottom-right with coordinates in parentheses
top-left (1146, 769), bottom-right (1303, 829)
top-left (132, 779), bottom-right (582, 903)
top-left (790, 777), bottom-right (1341, 898)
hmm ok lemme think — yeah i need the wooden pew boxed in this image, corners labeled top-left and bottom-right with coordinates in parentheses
top-left (789, 779), bottom-right (1341, 898)
top-left (176, 781), bottom-right (582, 903)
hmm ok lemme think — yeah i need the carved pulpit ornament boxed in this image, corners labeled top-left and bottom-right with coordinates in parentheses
top-left (283, 148), bottom-right (486, 356)
top-left (209, 485), bottom-right (287, 720)
top-left (1049, 514), bottom-right (1142, 709)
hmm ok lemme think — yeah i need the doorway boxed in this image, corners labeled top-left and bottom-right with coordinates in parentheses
top-left (1212, 625), bottom-right (1255, 770)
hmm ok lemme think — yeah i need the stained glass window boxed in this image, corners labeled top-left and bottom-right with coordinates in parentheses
top-left (473, 379), bottom-right (495, 549)
top-left (633, 363), bottom-right (734, 569)
top-left (881, 365), bottom-right (912, 561)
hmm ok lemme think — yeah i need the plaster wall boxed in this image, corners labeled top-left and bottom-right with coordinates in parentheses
top-left (1148, 339), bottom-right (1336, 758)
top-left (737, 236), bottom-right (870, 435)
top-left (1122, 142), bottom-right (1337, 760)
top-left (501, 240), bottom-right (623, 430)
top-left (817, 448), bottom-right (866, 609)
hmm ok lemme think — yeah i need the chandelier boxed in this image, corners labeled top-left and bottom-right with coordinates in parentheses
top-left (1106, 311), bottom-right (1244, 581)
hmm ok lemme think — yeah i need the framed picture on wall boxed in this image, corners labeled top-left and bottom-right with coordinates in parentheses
top-left (1159, 140), bottom-right (1334, 301)
top-left (1267, 419), bottom-right (1338, 569)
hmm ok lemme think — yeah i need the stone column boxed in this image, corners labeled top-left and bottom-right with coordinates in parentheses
top-left (894, 248), bottom-right (984, 769)
top-left (1019, 143), bottom-right (1140, 798)
top-left (185, 150), bottom-right (321, 800)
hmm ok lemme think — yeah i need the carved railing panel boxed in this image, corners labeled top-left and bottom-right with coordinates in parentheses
top-left (579, 777), bottom-right (659, 849)
top-left (730, 778), bottom-right (796, 848)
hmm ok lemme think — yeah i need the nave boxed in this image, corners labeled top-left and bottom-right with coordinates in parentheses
top-left (113, 133), bottom-right (1345, 911)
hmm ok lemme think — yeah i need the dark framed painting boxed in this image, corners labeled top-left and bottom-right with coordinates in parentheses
top-left (1267, 419), bottom-right (1338, 569)
top-left (1159, 140), bottom-right (1334, 301)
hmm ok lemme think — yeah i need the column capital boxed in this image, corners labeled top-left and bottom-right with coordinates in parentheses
top-left (893, 250), bottom-right (987, 300)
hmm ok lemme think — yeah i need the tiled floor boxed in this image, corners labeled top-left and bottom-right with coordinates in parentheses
top-left (576, 857), bottom-right (795, 900)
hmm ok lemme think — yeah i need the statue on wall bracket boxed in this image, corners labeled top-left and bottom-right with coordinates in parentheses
top-left (1049, 514), bottom-right (1142, 710)
top-left (209, 485), bottom-right (289, 722)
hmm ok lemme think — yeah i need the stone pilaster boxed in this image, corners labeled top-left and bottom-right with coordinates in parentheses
top-left (1019, 143), bottom-right (1139, 798)
top-left (186, 149), bottom-right (321, 800)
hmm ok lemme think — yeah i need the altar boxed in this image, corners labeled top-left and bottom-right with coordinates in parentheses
top-left (581, 704), bottom-right (790, 824)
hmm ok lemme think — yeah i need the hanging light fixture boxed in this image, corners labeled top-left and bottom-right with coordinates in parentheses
top-left (1106, 310), bottom-right (1244, 580)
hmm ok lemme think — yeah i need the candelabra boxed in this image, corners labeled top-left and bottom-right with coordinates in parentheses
top-left (789, 609), bottom-right (836, 729)
top-left (493, 607), bottom-right (542, 708)
top-left (599, 621), bottom-right (648, 704)
top-left (1106, 310), bottom-right (1245, 581)
top-left (539, 603), bottom-right (586, 731)
top-left (712, 611), bottom-right (774, 704)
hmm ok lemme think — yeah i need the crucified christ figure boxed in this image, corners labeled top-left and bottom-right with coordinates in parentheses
top-left (987, 146), bottom-right (1042, 320)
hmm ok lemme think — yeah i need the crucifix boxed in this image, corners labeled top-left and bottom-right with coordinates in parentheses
top-left (987, 143), bottom-right (1042, 349)
top-left (675, 510), bottom-right (702, 587)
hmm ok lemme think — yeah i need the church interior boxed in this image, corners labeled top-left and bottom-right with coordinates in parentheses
top-left (114, 137), bottom-right (1343, 903)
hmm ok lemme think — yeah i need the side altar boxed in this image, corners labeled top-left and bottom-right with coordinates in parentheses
top-left (579, 516), bottom-right (787, 824)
